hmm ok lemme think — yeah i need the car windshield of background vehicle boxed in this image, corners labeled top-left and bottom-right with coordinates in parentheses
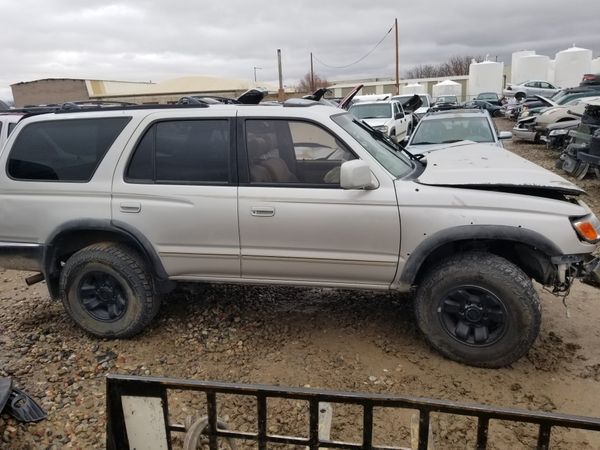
top-left (332, 113), bottom-right (413, 178)
top-left (411, 117), bottom-right (494, 145)
top-left (348, 103), bottom-right (392, 119)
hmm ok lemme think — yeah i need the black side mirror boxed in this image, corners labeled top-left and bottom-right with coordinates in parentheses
top-left (395, 112), bottom-right (404, 119)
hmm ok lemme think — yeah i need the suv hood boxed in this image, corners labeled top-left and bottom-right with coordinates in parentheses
top-left (416, 144), bottom-right (584, 195)
top-left (362, 118), bottom-right (391, 127)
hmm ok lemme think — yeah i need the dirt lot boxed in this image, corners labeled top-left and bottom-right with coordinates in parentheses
top-left (1, 118), bottom-right (600, 449)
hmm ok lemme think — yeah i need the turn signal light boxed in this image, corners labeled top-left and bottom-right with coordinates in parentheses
top-left (572, 216), bottom-right (600, 244)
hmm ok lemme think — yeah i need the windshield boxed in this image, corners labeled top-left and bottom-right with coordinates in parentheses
top-left (410, 117), bottom-right (494, 145)
top-left (477, 93), bottom-right (497, 101)
top-left (437, 96), bottom-right (458, 103)
top-left (393, 95), bottom-right (430, 107)
top-left (348, 103), bottom-right (392, 119)
top-left (332, 113), bottom-right (413, 178)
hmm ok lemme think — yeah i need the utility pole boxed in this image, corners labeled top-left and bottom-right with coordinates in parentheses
top-left (277, 49), bottom-right (284, 102)
top-left (395, 18), bottom-right (400, 95)
top-left (310, 52), bottom-right (315, 91)
top-left (253, 66), bottom-right (262, 82)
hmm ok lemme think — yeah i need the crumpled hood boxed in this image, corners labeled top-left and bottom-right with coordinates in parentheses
top-left (417, 144), bottom-right (584, 194)
top-left (362, 118), bottom-right (391, 127)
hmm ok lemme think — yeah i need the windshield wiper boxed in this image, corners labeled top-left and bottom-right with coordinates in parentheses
top-left (354, 119), bottom-right (425, 164)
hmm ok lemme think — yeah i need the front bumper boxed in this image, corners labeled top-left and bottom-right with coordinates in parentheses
top-left (511, 126), bottom-right (537, 141)
top-left (0, 242), bottom-right (43, 272)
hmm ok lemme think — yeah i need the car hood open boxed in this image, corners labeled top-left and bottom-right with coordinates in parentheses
top-left (416, 144), bottom-right (584, 195)
top-left (398, 94), bottom-right (423, 113)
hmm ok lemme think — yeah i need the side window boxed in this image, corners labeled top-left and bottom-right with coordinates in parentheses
top-left (7, 122), bottom-right (17, 136)
top-left (524, 82), bottom-right (535, 88)
top-left (7, 117), bottom-right (130, 182)
top-left (126, 120), bottom-right (230, 184)
top-left (540, 82), bottom-right (550, 89)
top-left (246, 120), bottom-right (355, 186)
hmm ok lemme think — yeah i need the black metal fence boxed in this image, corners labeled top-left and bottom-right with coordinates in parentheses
top-left (106, 374), bottom-right (600, 450)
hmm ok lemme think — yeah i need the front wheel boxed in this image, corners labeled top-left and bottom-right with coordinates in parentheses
top-left (414, 252), bottom-right (541, 368)
top-left (59, 242), bottom-right (161, 338)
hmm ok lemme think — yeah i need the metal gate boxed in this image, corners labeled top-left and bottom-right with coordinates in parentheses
top-left (106, 374), bottom-right (600, 450)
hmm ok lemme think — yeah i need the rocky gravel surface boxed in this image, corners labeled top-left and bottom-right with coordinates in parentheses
top-left (0, 118), bottom-right (599, 449)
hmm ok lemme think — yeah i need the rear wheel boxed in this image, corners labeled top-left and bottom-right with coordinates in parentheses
top-left (414, 252), bottom-right (541, 368)
top-left (59, 242), bottom-right (160, 338)
top-left (515, 92), bottom-right (526, 101)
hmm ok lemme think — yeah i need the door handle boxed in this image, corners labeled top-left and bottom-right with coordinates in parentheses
top-left (120, 202), bottom-right (141, 213)
top-left (250, 206), bottom-right (275, 217)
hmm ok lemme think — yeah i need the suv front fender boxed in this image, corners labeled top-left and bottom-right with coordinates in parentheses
top-left (396, 225), bottom-right (563, 289)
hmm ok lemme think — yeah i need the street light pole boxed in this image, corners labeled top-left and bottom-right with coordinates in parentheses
top-left (395, 18), bottom-right (400, 95)
top-left (277, 49), bottom-right (284, 102)
top-left (253, 66), bottom-right (262, 83)
top-left (310, 52), bottom-right (315, 91)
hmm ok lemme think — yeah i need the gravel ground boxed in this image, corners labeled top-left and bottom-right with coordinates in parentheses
top-left (1, 119), bottom-right (600, 449)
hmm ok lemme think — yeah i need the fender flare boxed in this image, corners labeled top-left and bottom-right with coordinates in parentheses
top-left (398, 225), bottom-right (563, 286)
top-left (44, 219), bottom-right (169, 281)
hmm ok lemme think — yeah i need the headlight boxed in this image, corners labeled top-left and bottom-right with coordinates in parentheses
top-left (549, 129), bottom-right (569, 137)
top-left (373, 125), bottom-right (389, 133)
top-left (571, 214), bottom-right (600, 244)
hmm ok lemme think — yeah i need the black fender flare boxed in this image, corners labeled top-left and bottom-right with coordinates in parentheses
top-left (43, 219), bottom-right (170, 296)
top-left (399, 225), bottom-right (563, 286)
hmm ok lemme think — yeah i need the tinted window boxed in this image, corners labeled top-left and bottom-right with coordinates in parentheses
top-left (8, 117), bottom-right (129, 182)
top-left (126, 120), bottom-right (230, 184)
top-left (349, 103), bottom-right (392, 119)
top-left (7, 122), bottom-right (17, 136)
top-left (247, 119), bottom-right (355, 185)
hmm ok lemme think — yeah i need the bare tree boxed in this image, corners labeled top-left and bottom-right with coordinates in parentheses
top-left (297, 72), bottom-right (329, 92)
top-left (405, 55), bottom-right (484, 79)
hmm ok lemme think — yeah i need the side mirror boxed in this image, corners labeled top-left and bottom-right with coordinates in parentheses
top-left (395, 112), bottom-right (404, 119)
top-left (340, 160), bottom-right (377, 190)
top-left (499, 131), bottom-right (512, 140)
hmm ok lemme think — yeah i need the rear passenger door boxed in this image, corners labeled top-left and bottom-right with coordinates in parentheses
top-left (111, 112), bottom-right (240, 280)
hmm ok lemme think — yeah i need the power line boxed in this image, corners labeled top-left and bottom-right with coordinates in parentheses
top-left (313, 25), bottom-right (393, 69)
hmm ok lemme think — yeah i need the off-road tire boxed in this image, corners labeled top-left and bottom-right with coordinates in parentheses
top-left (59, 242), bottom-right (160, 338)
top-left (414, 252), bottom-right (541, 368)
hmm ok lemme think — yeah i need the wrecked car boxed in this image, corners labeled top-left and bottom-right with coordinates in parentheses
top-left (0, 100), bottom-right (598, 369)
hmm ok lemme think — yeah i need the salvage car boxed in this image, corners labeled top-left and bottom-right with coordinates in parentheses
top-left (514, 95), bottom-right (600, 142)
top-left (0, 101), bottom-right (598, 369)
top-left (349, 99), bottom-right (413, 140)
top-left (431, 95), bottom-right (459, 110)
top-left (464, 99), bottom-right (504, 117)
top-left (475, 92), bottom-right (502, 106)
top-left (503, 80), bottom-right (560, 100)
top-left (391, 93), bottom-right (432, 120)
top-left (406, 109), bottom-right (511, 153)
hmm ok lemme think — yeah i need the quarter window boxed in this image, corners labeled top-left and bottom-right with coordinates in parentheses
top-left (7, 117), bottom-right (129, 182)
top-left (126, 120), bottom-right (231, 184)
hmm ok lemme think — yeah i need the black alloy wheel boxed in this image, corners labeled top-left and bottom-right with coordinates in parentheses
top-left (78, 271), bottom-right (128, 322)
top-left (438, 286), bottom-right (507, 347)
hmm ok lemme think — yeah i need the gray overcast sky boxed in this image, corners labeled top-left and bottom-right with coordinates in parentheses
top-left (1, 0), bottom-right (599, 100)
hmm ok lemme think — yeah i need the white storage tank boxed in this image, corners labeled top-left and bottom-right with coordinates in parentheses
top-left (516, 55), bottom-right (550, 83)
top-left (432, 80), bottom-right (462, 99)
top-left (591, 57), bottom-right (600, 74)
top-left (547, 60), bottom-right (556, 85)
top-left (402, 83), bottom-right (425, 94)
top-left (468, 60), bottom-right (504, 98)
top-left (511, 50), bottom-right (536, 84)
top-left (554, 46), bottom-right (592, 88)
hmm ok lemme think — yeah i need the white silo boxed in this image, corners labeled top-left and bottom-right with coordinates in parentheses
top-left (517, 55), bottom-right (550, 82)
top-left (591, 57), bottom-right (600, 74)
top-left (432, 80), bottom-right (462, 99)
top-left (547, 60), bottom-right (556, 84)
top-left (468, 60), bottom-right (504, 98)
top-left (511, 50), bottom-right (535, 84)
top-left (402, 83), bottom-right (425, 94)
top-left (554, 46), bottom-right (592, 88)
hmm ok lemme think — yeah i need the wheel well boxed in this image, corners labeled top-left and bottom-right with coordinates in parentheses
top-left (45, 229), bottom-right (172, 298)
top-left (413, 239), bottom-right (556, 286)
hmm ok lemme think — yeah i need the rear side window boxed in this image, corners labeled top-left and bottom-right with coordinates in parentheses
top-left (7, 117), bottom-right (130, 182)
top-left (126, 120), bottom-right (231, 184)
top-left (7, 122), bottom-right (17, 136)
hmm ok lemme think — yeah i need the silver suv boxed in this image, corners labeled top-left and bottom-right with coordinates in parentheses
top-left (0, 101), bottom-right (599, 368)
